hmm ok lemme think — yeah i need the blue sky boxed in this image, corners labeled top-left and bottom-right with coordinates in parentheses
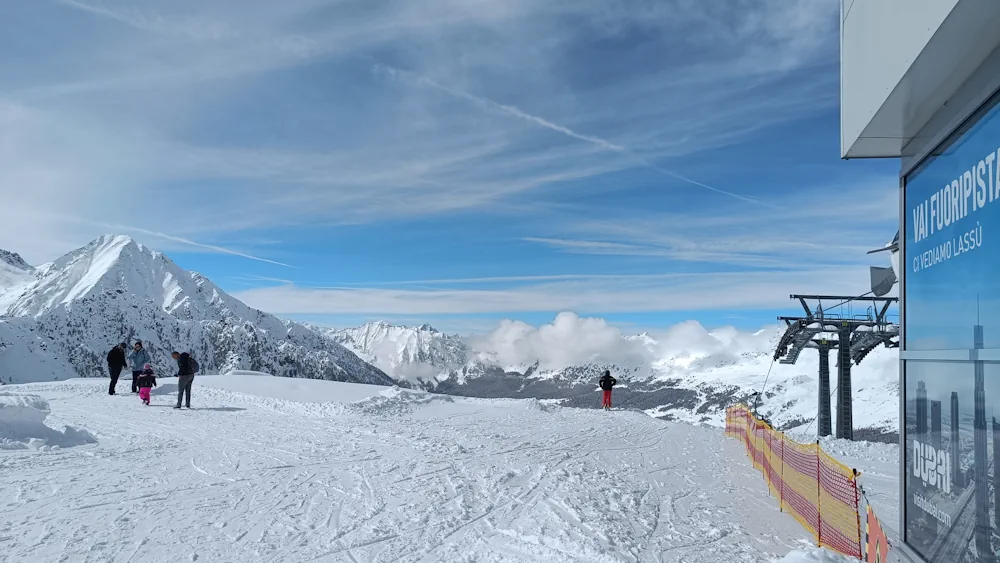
top-left (0, 0), bottom-right (899, 335)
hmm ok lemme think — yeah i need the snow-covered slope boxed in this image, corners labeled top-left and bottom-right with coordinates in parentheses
top-left (0, 235), bottom-right (393, 386)
top-left (0, 249), bottom-right (34, 314)
top-left (2, 375), bottom-right (826, 561)
top-left (322, 320), bottom-right (469, 382)
top-left (322, 319), bottom-right (899, 440)
top-left (0, 318), bottom-right (79, 385)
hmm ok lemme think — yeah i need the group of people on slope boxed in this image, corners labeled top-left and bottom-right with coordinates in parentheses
top-left (106, 340), bottom-right (200, 409)
top-left (106, 341), bottom-right (618, 411)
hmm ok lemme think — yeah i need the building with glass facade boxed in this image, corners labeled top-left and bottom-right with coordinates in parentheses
top-left (841, 1), bottom-right (1000, 561)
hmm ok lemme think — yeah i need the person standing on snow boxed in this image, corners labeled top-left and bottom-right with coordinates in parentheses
top-left (137, 363), bottom-right (157, 405)
top-left (172, 351), bottom-right (198, 409)
top-left (106, 343), bottom-right (127, 395)
top-left (599, 370), bottom-right (617, 410)
top-left (128, 341), bottom-right (151, 394)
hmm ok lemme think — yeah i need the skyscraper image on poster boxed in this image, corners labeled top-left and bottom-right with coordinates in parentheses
top-left (904, 93), bottom-right (1000, 562)
top-left (904, 338), bottom-right (1000, 562)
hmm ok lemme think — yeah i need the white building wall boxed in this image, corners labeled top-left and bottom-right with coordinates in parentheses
top-left (840, 0), bottom-right (1000, 160)
top-left (841, 0), bottom-right (959, 158)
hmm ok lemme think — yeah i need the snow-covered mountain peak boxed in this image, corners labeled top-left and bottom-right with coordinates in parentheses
top-left (47, 234), bottom-right (143, 270)
top-left (0, 235), bottom-right (394, 386)
top-left (323, 321), bottom-right (469, 382)
top-left (4, 233), bottom-right (256, 323)
top-left (623, 332), bottom-right (657, 348)
top-left (7, 234), bottom-right (178, 318)
top-left (0, 249), bottom-right (32, 273)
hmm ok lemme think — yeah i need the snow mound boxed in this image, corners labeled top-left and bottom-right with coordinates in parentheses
top-left (346, 386), bottom-right (455, 416)
top-left (0, 392), bottom-right (96, 450)
top-left (222, 370), bottom-right (273, 376)
top-left (520, 397), bottom-right (556, 412)
top-left (776, 548), bottom-right (859, 562)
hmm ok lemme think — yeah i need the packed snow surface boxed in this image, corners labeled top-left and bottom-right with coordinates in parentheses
top-left (2, 376), bottom-right (822, 562)
top-left (776, 548), bottom-right (861, 562)
top-left (208, 371), bottom-right (391, 403)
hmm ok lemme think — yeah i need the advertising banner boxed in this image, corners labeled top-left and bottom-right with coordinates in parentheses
top-left (865, 504), bottom-right (889, 563)
top-left (904, 96), bottom-right (1000, 562)
top-left (905, 97), bottom-right (1000, 351)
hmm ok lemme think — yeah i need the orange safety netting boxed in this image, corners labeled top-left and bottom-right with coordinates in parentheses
top-left (725, 405), bottom-right (863, 559)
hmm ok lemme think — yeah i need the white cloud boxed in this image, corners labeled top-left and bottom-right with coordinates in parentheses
top-left (1, 0), bottom-right (846, 256)
top-left (57, 0), bottom-right (239, 42)
top-left (306, 311), bottom-right (805, 375)
top-left (374, 62), bottom-right (775, 208)
top-left (373, 64), bottom-right (626, 152)
top-left (468, 312), bottom-right (643, 370)
top-left (466, 313), bottom-right (791, 373)
top-left (526, 176), bottom-right (900, 269)
top-left (232, 265), bottom-right (887, 317)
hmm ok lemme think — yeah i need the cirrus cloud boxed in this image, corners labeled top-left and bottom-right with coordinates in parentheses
top-left (2, 0), bottom-right (843, 262)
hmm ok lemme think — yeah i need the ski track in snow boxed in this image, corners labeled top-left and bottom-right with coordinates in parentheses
top-left (0, 379), bottom-right (812, 562)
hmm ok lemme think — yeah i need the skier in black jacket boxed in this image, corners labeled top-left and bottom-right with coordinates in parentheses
top-left (599, 370), bottom-right (617, 410)
top-left (106, 343), bottom-right (127, 395)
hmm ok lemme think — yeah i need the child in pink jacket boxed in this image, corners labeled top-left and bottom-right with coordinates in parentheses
top-left (137, 363), bottom-right (157, 405)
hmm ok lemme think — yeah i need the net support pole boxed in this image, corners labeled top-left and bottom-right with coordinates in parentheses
top-left (756, 421), bottom-right (762, 474)
top-left (779, 432), bottom-right (785, 512)
top-left (765, 428), bottom-right (771, 490)
top-left (816, 441), bottom-right (822, 548)
top-left (853, 469), bottom-right (862, 560)
top-left (760, 424), bottom-right (767, 487)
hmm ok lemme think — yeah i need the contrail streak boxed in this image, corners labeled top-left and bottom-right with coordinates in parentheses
top-left (374, 63), bottom-right (776, 209)
top-left (88, 221), bottom-right (296, 268)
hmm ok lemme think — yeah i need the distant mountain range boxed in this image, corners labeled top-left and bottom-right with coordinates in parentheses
top-left (0, 235), bottom-right (899, 440)
top-left (0, 235), bottom-right (393, 386)
top-left (320, 318), bottom-right (898, 440)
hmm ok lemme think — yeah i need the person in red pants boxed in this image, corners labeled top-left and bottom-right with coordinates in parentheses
top-left (599, 370), bottom-right (617, 410)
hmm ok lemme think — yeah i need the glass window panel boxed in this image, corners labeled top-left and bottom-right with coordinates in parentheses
top-left (903, 360), bottom-right (1000, 561)
top-left (904, 94), bottom-right (1000, 350)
